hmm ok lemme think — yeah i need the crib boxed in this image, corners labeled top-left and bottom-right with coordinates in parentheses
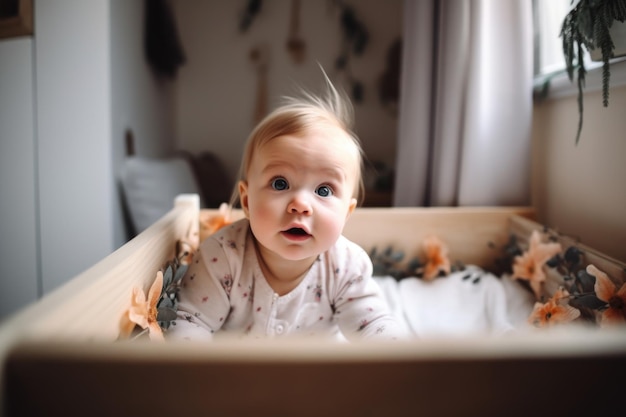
top-left (0, 194), bottom-right (624, 417)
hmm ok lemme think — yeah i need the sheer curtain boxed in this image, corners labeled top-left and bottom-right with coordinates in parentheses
top-left (393, 0), bottom-right (533, 207)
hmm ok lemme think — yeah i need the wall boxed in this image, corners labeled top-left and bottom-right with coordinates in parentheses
top-left (35, 1), bottom-right (115, 294)
top-left (532, 78), bottom-right (626, 262)
top-left (172, 0), bottom-right (403, 182)
top-left (110, 1), bottom-right (178, 244)
top-left (0, 38), bottom-right (39, 317)
top-left (0, 0), bottom-right (174, 320)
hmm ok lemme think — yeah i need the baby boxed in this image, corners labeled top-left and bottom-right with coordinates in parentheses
top-left (169, 75), bottom-right (406, 341)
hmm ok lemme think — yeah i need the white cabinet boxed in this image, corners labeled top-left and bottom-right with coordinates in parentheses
top-left (0, 38), bottom-right (39, 319)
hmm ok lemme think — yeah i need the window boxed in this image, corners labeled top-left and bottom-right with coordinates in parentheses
top-left (533, 0), bottom-right (574, 76)
top-left (533, 0), bottom-right (626, 99)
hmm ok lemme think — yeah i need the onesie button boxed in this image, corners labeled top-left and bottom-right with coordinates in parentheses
top-left (275, 324), bottom-right (284, 334)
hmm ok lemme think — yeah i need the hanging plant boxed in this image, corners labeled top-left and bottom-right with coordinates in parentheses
top-left (560, 0), bottom-right (626, 144)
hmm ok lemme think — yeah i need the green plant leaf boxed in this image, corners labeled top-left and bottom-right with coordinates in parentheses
top-left (158, 295), bottom-right (174, 309)
top-left (563, 246), bottom-right (584, 268)
top-left (163, 265), bottom-right (174, 288)
top-left (576, 269), bottom-right (597, 293)
top-left (157, 307), bottom-right (178, 322)
top-left (174, 264), bottom-right (188, 283)
top-left (570, 294), bottom-right (606, 310)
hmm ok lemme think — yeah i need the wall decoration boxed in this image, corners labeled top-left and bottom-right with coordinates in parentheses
top-left (0, 0), bottom-right (33, 40)
top-left (239, 0), bottom-right (263, 32)
top-left (250, 43), bottom-right (270, 124)
top-left (377, 38), bottom-right (402, 115)
top-left (286, 0), bottom-right (306, 64)
top-left (145, 0), bottom-right (186, 79)
top-left (332, 0), bottom-right (369, 103)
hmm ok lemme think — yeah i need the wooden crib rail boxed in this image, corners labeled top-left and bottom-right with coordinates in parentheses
top-left (4, 329), bottom-right (626, 417)
top-left (0, 194), bottom-right (200, 349)
top-left (343, 206), bottom-right (535, 270)
top-left (201, 206), bottom-right (536, 270)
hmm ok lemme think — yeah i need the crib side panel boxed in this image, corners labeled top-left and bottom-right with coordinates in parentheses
top-left (509, 214), bottom-right (626, 294)
top-left (343, 207), bottom-right (535, 270)
top-left (200, 206), bottom-right (535, 271)
top-left (4, 337), bottom-right (624, 417)
top-left (0, 195), bottom-right (200, 344)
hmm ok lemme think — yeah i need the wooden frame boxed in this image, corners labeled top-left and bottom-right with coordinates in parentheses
top-left (0, 0), bottom-right (33, 40)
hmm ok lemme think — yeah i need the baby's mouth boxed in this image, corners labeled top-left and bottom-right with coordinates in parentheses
top-left (285, 227), bottom-right (310, 236)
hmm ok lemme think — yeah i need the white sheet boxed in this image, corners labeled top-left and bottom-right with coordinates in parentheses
top-left (374, 266), bottom-right (535, 338)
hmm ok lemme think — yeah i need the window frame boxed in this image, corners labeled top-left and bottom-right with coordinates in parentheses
top-left (532, 0), bottom-right (626, 100)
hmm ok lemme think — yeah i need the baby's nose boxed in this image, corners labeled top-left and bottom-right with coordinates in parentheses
top-left (287, 193), bottom-right (312, 215)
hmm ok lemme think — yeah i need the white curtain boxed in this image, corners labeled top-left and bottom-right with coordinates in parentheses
top-left (393, 0), bottom-right (534, 207)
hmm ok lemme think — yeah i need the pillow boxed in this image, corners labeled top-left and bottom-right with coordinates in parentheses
top-left (120, 156), bottom-right (203, 234)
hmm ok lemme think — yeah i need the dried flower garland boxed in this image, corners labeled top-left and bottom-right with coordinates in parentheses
top-left (588, 264), bottom-right (626, 326)
top-left (199, 202), bottom-right (232, 242)
top-left (504, 228), bottom-right (625, 328)
top-left (370, 227), bottom-right (625, 330)
top-left (120, 204), bottom-right (233, 340)
top-left (370, 235), bottom-right (461, 281)
top-left (511, 230), bottom-right (562, 299)
top-left (527, 287), bottom-right (581, 328)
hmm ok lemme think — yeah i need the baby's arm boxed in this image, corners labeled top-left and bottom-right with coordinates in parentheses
top-left (333, 248), bottom-right (408, 341)
top-left (166, 239), bottom-right (232, 341)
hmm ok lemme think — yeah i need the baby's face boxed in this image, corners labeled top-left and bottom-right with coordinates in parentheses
top-left (239, 127), bottom-right (359, 263)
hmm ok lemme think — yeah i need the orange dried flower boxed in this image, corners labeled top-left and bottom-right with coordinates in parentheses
top-left (177, 238), bottom-right (197, 265)
top-left (588, 264), bottom-right (626, 326)
top-left (200, 202), bottom-right (232, 242)
top-left (528, 287), bottom-right (580, 328)
top-left (127, 271), bottom-right (164, 341)
top-left (422, 235), bottom-right (451, 281)
top-left (512, 230), bottom-right (562, 299)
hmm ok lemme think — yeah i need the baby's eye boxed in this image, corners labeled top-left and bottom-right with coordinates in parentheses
top-left (271, 177), bottom-right (289, 191)
top-left (316, 185), bottom-right (333, 197)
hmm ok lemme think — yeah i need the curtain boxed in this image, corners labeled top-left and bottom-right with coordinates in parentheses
top-left (393, 0), bottom-right (533, 207)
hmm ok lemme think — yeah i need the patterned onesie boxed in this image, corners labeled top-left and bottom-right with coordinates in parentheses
top-left (168, 218), bottom-right (407, 341)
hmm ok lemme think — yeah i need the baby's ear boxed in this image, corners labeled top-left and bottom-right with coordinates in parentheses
top-left (238, 181), bottom-right (250, 217)
top-left (346, 197), bottom-right (357, 219)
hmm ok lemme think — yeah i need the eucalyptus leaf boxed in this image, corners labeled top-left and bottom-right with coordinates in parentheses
top-left (570, 294), bottom-right (607, 310)
top-left (390, 251), bottom-right (405, 263)
top-left (174, 264), bottom-right (188, 283)
top-left (576, 269), bottom-right (597, 293)
top-left (407, 258), bottom-right (421, 271)
top-left (158, 296), bottom-right (174, 309)
top-left (157, 307), bottom-right (178, 322)
top-left (163, 265), bottom-right (174, 287)
top-left (564, 246), bottom-right (584, 267)
top-left (546, 255), bottom-right (561, 268)
top-left (546, 254), bottom-right (561, 268)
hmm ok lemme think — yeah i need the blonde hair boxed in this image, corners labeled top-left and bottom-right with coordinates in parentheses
top-left (230, 73), bottom-right (365, 207)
